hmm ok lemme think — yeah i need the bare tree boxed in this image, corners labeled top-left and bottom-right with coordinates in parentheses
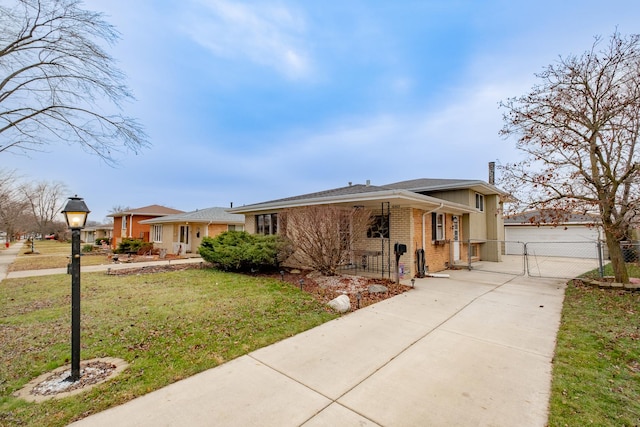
top-left (281, 206), bottom-right (372, 276)
top-left (499, 32), bottom-right (640, 283)
top-left (22, 180), bottom-right (67, 236)
top-left (0, 0), bottom-right (148, 163)
top-left (0, 169), bottom-right (28, 241)
top-left (109, 205), bottom-right (131, 215)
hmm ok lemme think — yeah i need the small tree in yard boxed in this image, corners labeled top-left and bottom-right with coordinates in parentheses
top-left (198, 231), bottom-right (292, 272)
top-left (500, 32), bottom-right (640, 284)
top-left (281, 205), bottom-right (372, 276)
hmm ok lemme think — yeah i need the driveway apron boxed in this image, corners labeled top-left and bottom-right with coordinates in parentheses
top-left (69, 269), bottom-right (567, 427)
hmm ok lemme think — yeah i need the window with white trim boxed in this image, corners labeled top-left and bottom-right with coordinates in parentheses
top-left (475, 193), bottom-right (484, 212)
top-left (431, 213), bottom-right (446, 241)
top-left (228, 224), bottom-right (244, 231)
top-left (152, 225), bottom-right (163, 243)
top-left (121, 216), bottom-right (127, 230)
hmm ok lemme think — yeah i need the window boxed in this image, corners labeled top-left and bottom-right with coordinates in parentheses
top-left (475, 193), bottom-right (484, 212)
top-left (256, 213), bottom-right (278, 235)
top-left (367, 215), bottom-right (389, 238)
top-left (152, 225), bottom-right (163, 243)
top-left (121, 216), bottom-right (127, 230)
top-left (228, 224), bottom-right (244, 231)
top-left (431, 213), bottom-right (445, 241)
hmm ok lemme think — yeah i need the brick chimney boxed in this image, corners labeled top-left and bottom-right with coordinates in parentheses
top-left (488, 162), bottom-right (495, 185)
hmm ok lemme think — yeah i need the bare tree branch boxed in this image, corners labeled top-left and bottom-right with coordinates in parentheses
top-left (0, 0), bottom-right (148, 164)
top-left (281, 206), bottom-right (372, 276)
top-left (499, 32), bottom-right (640, 283)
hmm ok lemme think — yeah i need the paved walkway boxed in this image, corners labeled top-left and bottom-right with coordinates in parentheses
top-left (0, 240), bottom-right (24, 282)
top-left (5, 252), bottom-right (206, 280)
top-left (65, 268), bottom-right (568, 427)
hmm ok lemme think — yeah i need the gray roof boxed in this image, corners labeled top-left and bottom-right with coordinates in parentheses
top-left (228, 178), bottom-right (505, 214)
top-left (252, 184), bottom-right (389, 205)
top-left (108, 204), bottom-right (184, 217)
top-left (139, 207), bottom-right (244, 225)
top-left (228, 182), bottom-right (479, 215)
top-left (384, 178), bottom-right (505, 195)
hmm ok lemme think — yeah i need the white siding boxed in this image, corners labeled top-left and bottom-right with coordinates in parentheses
top-left (505, 225), bottom-right (601, 258)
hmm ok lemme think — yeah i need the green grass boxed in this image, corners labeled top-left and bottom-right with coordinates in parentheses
top-left (548, 263), bottom-right (640, 426)
top-left (0, 269), bottom-right (337, 426)
top-left (10, 240), bottom-right (110, 271)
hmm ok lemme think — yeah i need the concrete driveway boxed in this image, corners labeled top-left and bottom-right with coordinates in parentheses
top-left (70, 268), bottom-right (568, 427)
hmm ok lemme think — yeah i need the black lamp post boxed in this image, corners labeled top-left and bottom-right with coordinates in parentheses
top-left (61, 195), bottom-right (90, 381)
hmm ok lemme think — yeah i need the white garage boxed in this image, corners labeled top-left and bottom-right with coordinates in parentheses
top-left (504, 223), bottom-right (602, 259)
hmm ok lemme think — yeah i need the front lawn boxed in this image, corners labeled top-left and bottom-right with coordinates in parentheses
top-left (0, 269), bottom-right (337, 426)
top-left (548, 263), bottom-right (640, 426)
top-left (9, 240), bottom-right (110, 272)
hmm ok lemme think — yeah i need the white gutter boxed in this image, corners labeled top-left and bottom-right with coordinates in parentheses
top-left (228, 189), bottom-right (475, 215)
top-left (129, 213), bottom-right (133, 238)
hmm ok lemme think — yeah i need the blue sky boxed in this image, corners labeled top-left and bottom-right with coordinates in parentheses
top-left (6, 0), bottom-right (640, 222)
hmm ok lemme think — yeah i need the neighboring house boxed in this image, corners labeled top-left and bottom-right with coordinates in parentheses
top-left (504, 210), bottom-right (603, 258)
top-left (139, 207), bottom-right (245, 255)
top-left (80, 224), bottom-right (113, 245)
top-left (108, 205), bottom-right (184, 250)
top-left (228, 178), bottom-right (506, 278)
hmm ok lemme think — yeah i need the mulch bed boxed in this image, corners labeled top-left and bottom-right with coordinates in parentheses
top-left (250, 269), bottom-right (412, 311)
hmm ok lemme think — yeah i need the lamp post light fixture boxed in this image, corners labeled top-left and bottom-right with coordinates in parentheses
top-left (61, 195), bottom-right (90, 381)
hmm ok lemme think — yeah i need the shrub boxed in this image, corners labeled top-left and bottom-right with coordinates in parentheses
top-left (115, 238), bottom-right (152, 254)
top-left (82, 244), bottom-right (94, 253)
top-left (198, 231), bottom-right (292, 272)
top-left (97, 237), bottom-right (111, 245)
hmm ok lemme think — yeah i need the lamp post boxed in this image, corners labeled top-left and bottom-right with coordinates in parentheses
top-left (61, 195), bottom-right (90, 381)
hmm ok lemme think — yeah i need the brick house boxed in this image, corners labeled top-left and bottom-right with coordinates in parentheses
top-left (228, 178), bottom-right (506, 279)
top-left (139, 207), bottom-right (245, 255)
top-left (108, 205), bottom-right (184, 250)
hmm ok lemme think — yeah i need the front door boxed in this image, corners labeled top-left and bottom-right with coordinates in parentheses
top-left (179, 225), bottom-right (191, 253)
top-left (452, 216), bottom-right (460, 261)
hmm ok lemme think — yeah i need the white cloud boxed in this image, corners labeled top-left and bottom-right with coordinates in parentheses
top-left (182, 0), bottom-right (313, 80)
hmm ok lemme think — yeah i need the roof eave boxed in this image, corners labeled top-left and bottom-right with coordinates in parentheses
top-left (228, 189), bottom-right (476, 215)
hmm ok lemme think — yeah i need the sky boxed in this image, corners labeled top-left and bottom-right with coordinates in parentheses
top-left (5, 0), bottom-right (640, 223)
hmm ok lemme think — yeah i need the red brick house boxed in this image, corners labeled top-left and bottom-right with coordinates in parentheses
top-left (108, 205), bottom-right (184, 250)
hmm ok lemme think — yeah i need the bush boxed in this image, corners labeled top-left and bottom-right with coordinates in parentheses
top-left (97, 237), bottom-right (111, 245)
top-left (115, 238), bottom-right (153, 255)
top-left (198, 231), bottom-right (292, 272)
top-left (82, 244), bottom-right (94, 253)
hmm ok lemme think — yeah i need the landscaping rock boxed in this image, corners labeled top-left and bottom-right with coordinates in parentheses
top-left (327, 294), bottom-right (351, 313)
top-left (368, 284), bottom-right (388, 294)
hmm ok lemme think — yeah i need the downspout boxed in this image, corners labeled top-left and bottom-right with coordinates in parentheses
top-left (419, 203), bottom-right (444, 276)
top-left (422, 203), bottom-right (444, 249)
top-left (129, 214), bottom-right (133, 238)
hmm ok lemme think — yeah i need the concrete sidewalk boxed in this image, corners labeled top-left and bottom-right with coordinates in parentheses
top-left (0, 240), bottom-right (24, 281)
top-left (69, 269), bottom-right (567, 427)
top-left (5, 256), bottom-right (206, 279)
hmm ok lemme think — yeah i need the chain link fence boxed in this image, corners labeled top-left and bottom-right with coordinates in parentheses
top-left (460, 240), bottom-right (605, 279)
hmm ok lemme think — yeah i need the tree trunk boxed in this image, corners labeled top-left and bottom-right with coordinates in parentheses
top-left (604, 227), bottom-right (630, 283)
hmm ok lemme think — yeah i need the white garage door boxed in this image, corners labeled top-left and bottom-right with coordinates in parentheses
top-left (505, 225), bottom-right (601, 258)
